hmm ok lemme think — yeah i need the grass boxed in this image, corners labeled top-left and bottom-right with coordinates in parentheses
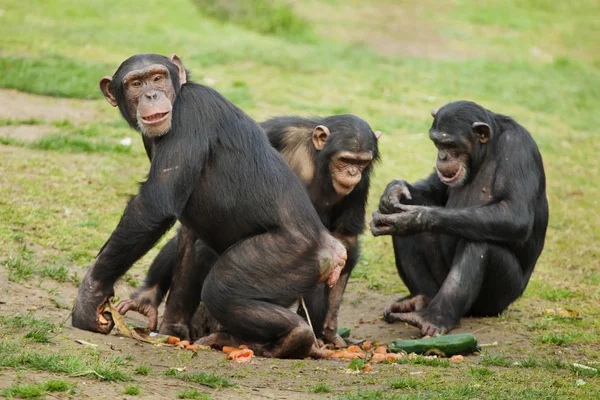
top-left (177, 388), bottom-right (211, 399)
top-left (0, 0), bottom-right (599, 398)
top-left (134, 363), bottom-right (152, 376)
top-left (165, 369), bottom-right (236, 389)
top-left (2, 380), bottom-right (75, 399)
top-left (310, 383), bottom-right (331, 393)
top-left (123, 385), bottom-right (141, 395)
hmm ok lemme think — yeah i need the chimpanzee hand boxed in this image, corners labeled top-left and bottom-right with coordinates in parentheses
top-left (72, 267), bottom-right (115, 334)
top-left (379, 180), bottom-right (412, 214)
top-left (370, 204), bottom-right (432, 237)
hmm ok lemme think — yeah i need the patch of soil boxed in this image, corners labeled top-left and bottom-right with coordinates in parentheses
top-left (0, 88), bottom-right (106, 123)
top-left (295, 2), bottom-right (468, 59)
top-left (0, 125), bottom-right (58, 142)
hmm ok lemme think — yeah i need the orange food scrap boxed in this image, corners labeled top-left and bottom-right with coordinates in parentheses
top-left (177, 340), bottom-right (190, 347)
top-left (375, 346), bottom-right (387, 354)
top-left (185, 344), bottom-right (200, 351)
top-left (167, 336), bottom-right (181, 345)
top-left (347, 345), bottom-right (362, 353)
top-left (227, 348), bottom-right (254, 362)
top-left (449, 355), bottom-right (464, 362)
top-left (371, 353), bottom-right (386, 362)
top-left (386, 353), bottom-right (402, 362)
top-left (362, 341), bottom-right (373, 351)
top-left (362, 363), bottom-right (372, 373)
top-left (222, 346), bottom-right (238, 354)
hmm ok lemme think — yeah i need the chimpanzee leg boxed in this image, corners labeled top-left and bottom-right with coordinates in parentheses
top-left (321, 242), bottom-right (359, 347)
top-left (383, 233), bottom-right (446, 321)
top-left (159, 229), bottom-right (217, 339)
top-left (198, 231), bottom-right (321, 359)
top-left (114, 235), bottom-right (178, 331)
top-left (469, 245), bottom-right (524, 317)
top-left (391, 241), bottom-right (523, 336)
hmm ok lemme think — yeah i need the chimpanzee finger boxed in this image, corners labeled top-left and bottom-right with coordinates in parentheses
top-left (370, 221), bottom-right (394, 236)
top-left (371, 210), bottom-right (392, 225)
top-left (394, 203), bottom-right (417, 212)
top-left (400, 185), bottom-right (412, 201)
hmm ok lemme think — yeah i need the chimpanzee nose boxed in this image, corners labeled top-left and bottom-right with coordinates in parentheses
top-left (145, 90), bottom-right (158, 100)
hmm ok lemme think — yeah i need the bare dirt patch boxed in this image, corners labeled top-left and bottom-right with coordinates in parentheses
top-left (295, 1), bottom-right (468, 59)
top-left (0, 89), bottom-right (106, 123)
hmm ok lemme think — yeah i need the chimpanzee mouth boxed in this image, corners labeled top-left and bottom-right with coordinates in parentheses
top-left (141, 112), bottom-right (170, 124)
top-left (437, 165), bottom-right (464, 184)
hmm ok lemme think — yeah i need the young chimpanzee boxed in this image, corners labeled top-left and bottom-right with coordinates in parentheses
top-left (71, 54), bottom-right (347, 359)
top-left (117, 115), bottom-right (381, 348)
top-left (371, 100), bottom-right (548, 336)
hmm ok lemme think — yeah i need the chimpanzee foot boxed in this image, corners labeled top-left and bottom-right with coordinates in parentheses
top-left (114, 291), bottom-right (160, 332)
top-left (323, 332), bottom-right (347, 348)
top-left (389, 310), bottom-right (457, 336)
top-left (159, 322), bottom-right (191, 340)
top-left (260, 324), bottom-right (315, 359)
top-left (383, 295), bottom-right (431, 321)
top-left (309, 343), bottom-right (332, 359)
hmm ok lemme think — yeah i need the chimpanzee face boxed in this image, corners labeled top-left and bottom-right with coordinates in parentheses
top-left (429, 104), bottom-right (491, 187)
top-left (312, 124), bottom-right (380, 196)
top-left (328, 151), bottom-right (373, 195)
top-left (99, 54), bottom-right (187, 137)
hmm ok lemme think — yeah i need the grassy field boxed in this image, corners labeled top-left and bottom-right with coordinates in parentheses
top-left (0, 0), bottom-right (599, 398)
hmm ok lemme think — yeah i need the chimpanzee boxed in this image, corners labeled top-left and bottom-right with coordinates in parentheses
top-left (71, 53), bottom-right (347, 359)
top-left (371, 100), bottom-right (548, 336)
top-left (116, 115), bottom-right (381, 347)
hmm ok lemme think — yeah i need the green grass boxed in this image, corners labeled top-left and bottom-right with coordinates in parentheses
top-left (165, 369), bottom-right (236, 389)
top-left (177, 388), bottom-right (210, 399)
top-left (310, 383), bottom-right (331, 393)
top-left (134, 363), bottom-right (152, 376)
top-left (0, 0), bottom-right (599, 398)
top-left (389, 378), bottom-right (418, 389)
top-left (123, 385), bottom-right (141, 396)
top-left (193, 0), bottom-right (314, 40)
top-left (0, 342), bottom-right (132, 382)
top-left (1, 380), bottom-right (75, 399)
top-left (1, 314), bottom-right (56, 343)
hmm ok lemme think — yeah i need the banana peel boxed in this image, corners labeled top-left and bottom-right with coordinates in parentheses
top-left (103, 298), bottom-right (169, 345)
top-left (542, 308), bottom-right (581, 319)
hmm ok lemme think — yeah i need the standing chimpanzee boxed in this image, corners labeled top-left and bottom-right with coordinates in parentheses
top-left (371, 100), bottom-right (548, 336)
top-left (116, 115), bottom-right (381, 347)
top-left (71, 53), bottom-right (347, 359)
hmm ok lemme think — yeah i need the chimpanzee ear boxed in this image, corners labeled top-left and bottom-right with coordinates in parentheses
top-left (472, 122), bottom-right (492, 143)
top-left (374, 130), bottom-right (382, 140)
top-left (312, 125), bottom-right (331, 150)
top-left (168, 53), bottom-right (187, 85)
top-left (99, 77), bottom-right (118, 107)
top-left (431, 109), bottom-right (438, 118)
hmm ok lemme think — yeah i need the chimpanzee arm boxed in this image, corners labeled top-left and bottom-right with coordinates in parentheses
top-left (379, 172), bottom-right (447, 214)
top-left (373, 132), bottom-right (542, 243)
top-left (428, 138), bottom-right (541, 242)
top-left (89, 135), bottom-right (205, 286)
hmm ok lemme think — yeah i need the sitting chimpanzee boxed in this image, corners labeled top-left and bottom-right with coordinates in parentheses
top-left (116, 115), bottom-right (381, 347)
top-left (371, 100), bottom-right (548, 336)
top-left (71, 53), bottom-right (347, 359)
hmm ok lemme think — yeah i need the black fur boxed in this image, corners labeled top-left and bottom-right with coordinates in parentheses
top-left (136, 114), bottom-right (379, 343)
top-left (375, 100), bottom-right (548, 335)
top-left (73, 55), bottom-right (326, 356)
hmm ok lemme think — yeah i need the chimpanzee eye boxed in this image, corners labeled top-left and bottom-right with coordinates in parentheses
top-left (154, 75), bottom-right (163, 83)
top-left (132, 80), bottom-right (142, 88)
